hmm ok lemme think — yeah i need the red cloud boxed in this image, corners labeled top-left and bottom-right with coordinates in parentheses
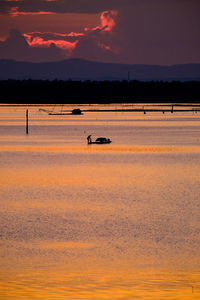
top-left (24, 31), bottom-right (84, 38)
top-left (24, 33), bottom-right (78, 56)
top-left (100, 10), bottom-right (118, 31)
top-left (22, 9), bottom-right (118, 57)
top-left (9, 6), bottom-right (55, 17)
top-left (85, 10), bottom-right (118, 32)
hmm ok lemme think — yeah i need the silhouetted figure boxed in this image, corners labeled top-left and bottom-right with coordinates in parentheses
top-left (87, 135), bottom-right (92, 144)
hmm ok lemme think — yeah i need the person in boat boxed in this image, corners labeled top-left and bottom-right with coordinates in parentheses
top-left (87, 135), bottom-right (92, 144)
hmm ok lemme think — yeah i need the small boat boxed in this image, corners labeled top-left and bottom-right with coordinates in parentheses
top-left (87, 136), bottom-right (112, 144)
top-left (72, 108), bottom-right (83, 115)
top-left (93, 137), bottom-right (112, 144)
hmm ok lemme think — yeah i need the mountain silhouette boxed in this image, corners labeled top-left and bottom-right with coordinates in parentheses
top-left (0, 58), bottom-right (200, 81)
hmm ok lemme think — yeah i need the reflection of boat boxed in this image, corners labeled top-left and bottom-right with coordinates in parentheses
top-left (87, 136), bottom-right (112, 144)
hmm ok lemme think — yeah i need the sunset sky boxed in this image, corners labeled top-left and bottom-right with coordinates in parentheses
top-left (0, 0), bottom-right (200, 65)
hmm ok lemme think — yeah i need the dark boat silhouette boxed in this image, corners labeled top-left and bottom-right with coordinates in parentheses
top-left (87, 136), bottom-right (112, 145)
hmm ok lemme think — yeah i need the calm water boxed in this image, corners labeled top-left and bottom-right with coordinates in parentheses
top-left (0, 104), bottom-right (200, 299)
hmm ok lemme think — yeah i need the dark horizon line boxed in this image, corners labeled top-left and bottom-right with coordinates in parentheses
top-left (1, 57), bottom-right (200, 67)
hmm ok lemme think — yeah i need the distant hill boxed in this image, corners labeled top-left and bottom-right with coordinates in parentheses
top-left (0, 59), bottom-right (200, 81)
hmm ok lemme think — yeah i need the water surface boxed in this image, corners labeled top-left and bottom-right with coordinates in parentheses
top-left (0, 104), bottom-right (200, 299)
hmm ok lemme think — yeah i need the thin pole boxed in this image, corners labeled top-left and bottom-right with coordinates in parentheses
top-left (26, 109), bottom-right (29, 134)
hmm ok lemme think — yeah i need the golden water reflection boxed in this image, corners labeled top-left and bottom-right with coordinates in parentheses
top-left (0, 269), bottom-right (200, 299)
top-left (1, 105), bottom-right (200, 299)
top-left (1, 144), bottom-right (200, 153)
top-left (1, 151), bottom-right (200, 298)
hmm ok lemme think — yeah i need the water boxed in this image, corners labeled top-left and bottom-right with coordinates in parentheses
top-left (0, 104), bottom-right (200, 299)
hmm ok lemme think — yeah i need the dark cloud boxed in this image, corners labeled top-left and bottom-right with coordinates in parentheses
top-left (0, 27), bottom-right (118, 63)
top-left (73, 38), bottom-right (116, 63)
top-left (0, 6), bottom-right (119, 63)
top-left (0, 29), bottom-right (64, 62)
top-left (1, 0), bottom-right (199, 15)
top-left (72, 29), bottom-right (118, 63)
top-left (0, 0), bottom-right (132, 14)
top-left (0, 0), bottom-right (200, 64)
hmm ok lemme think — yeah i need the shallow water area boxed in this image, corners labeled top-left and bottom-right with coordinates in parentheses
top-left (0, 104), bottom-right (200, 299)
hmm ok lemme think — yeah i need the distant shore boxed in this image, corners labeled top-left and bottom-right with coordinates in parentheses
top-left (0, 79), bottom-right (200, 104)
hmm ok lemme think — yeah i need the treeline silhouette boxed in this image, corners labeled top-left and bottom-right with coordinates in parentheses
top-left (0, 80), bottom-right (200, 104)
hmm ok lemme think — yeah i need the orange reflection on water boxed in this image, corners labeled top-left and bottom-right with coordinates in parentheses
top-left (0, 269), bottom-right (200, 299)
top-left (1, 156), bottom-right (199, 190)
top-left (1, 107), bottom-right (200, 299)
top-left (1, 144), bottom-right (200, 153)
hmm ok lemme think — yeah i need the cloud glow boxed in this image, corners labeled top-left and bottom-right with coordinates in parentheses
top-left (9, 6), bottom-right (55, 17)
top-left (84, 10), bottom-right (118, 32)
top-left (22, 9), bottom-right (118, 57)
top-left (24, 34), bottom-right (78, 55)
top-left (100, 10), bottom-right (118, 31)
top-left (24, 31), bottom-right (84, 38)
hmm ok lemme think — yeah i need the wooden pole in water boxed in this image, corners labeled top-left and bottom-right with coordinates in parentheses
top-left (26, 109), bottom-right (29, 134)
